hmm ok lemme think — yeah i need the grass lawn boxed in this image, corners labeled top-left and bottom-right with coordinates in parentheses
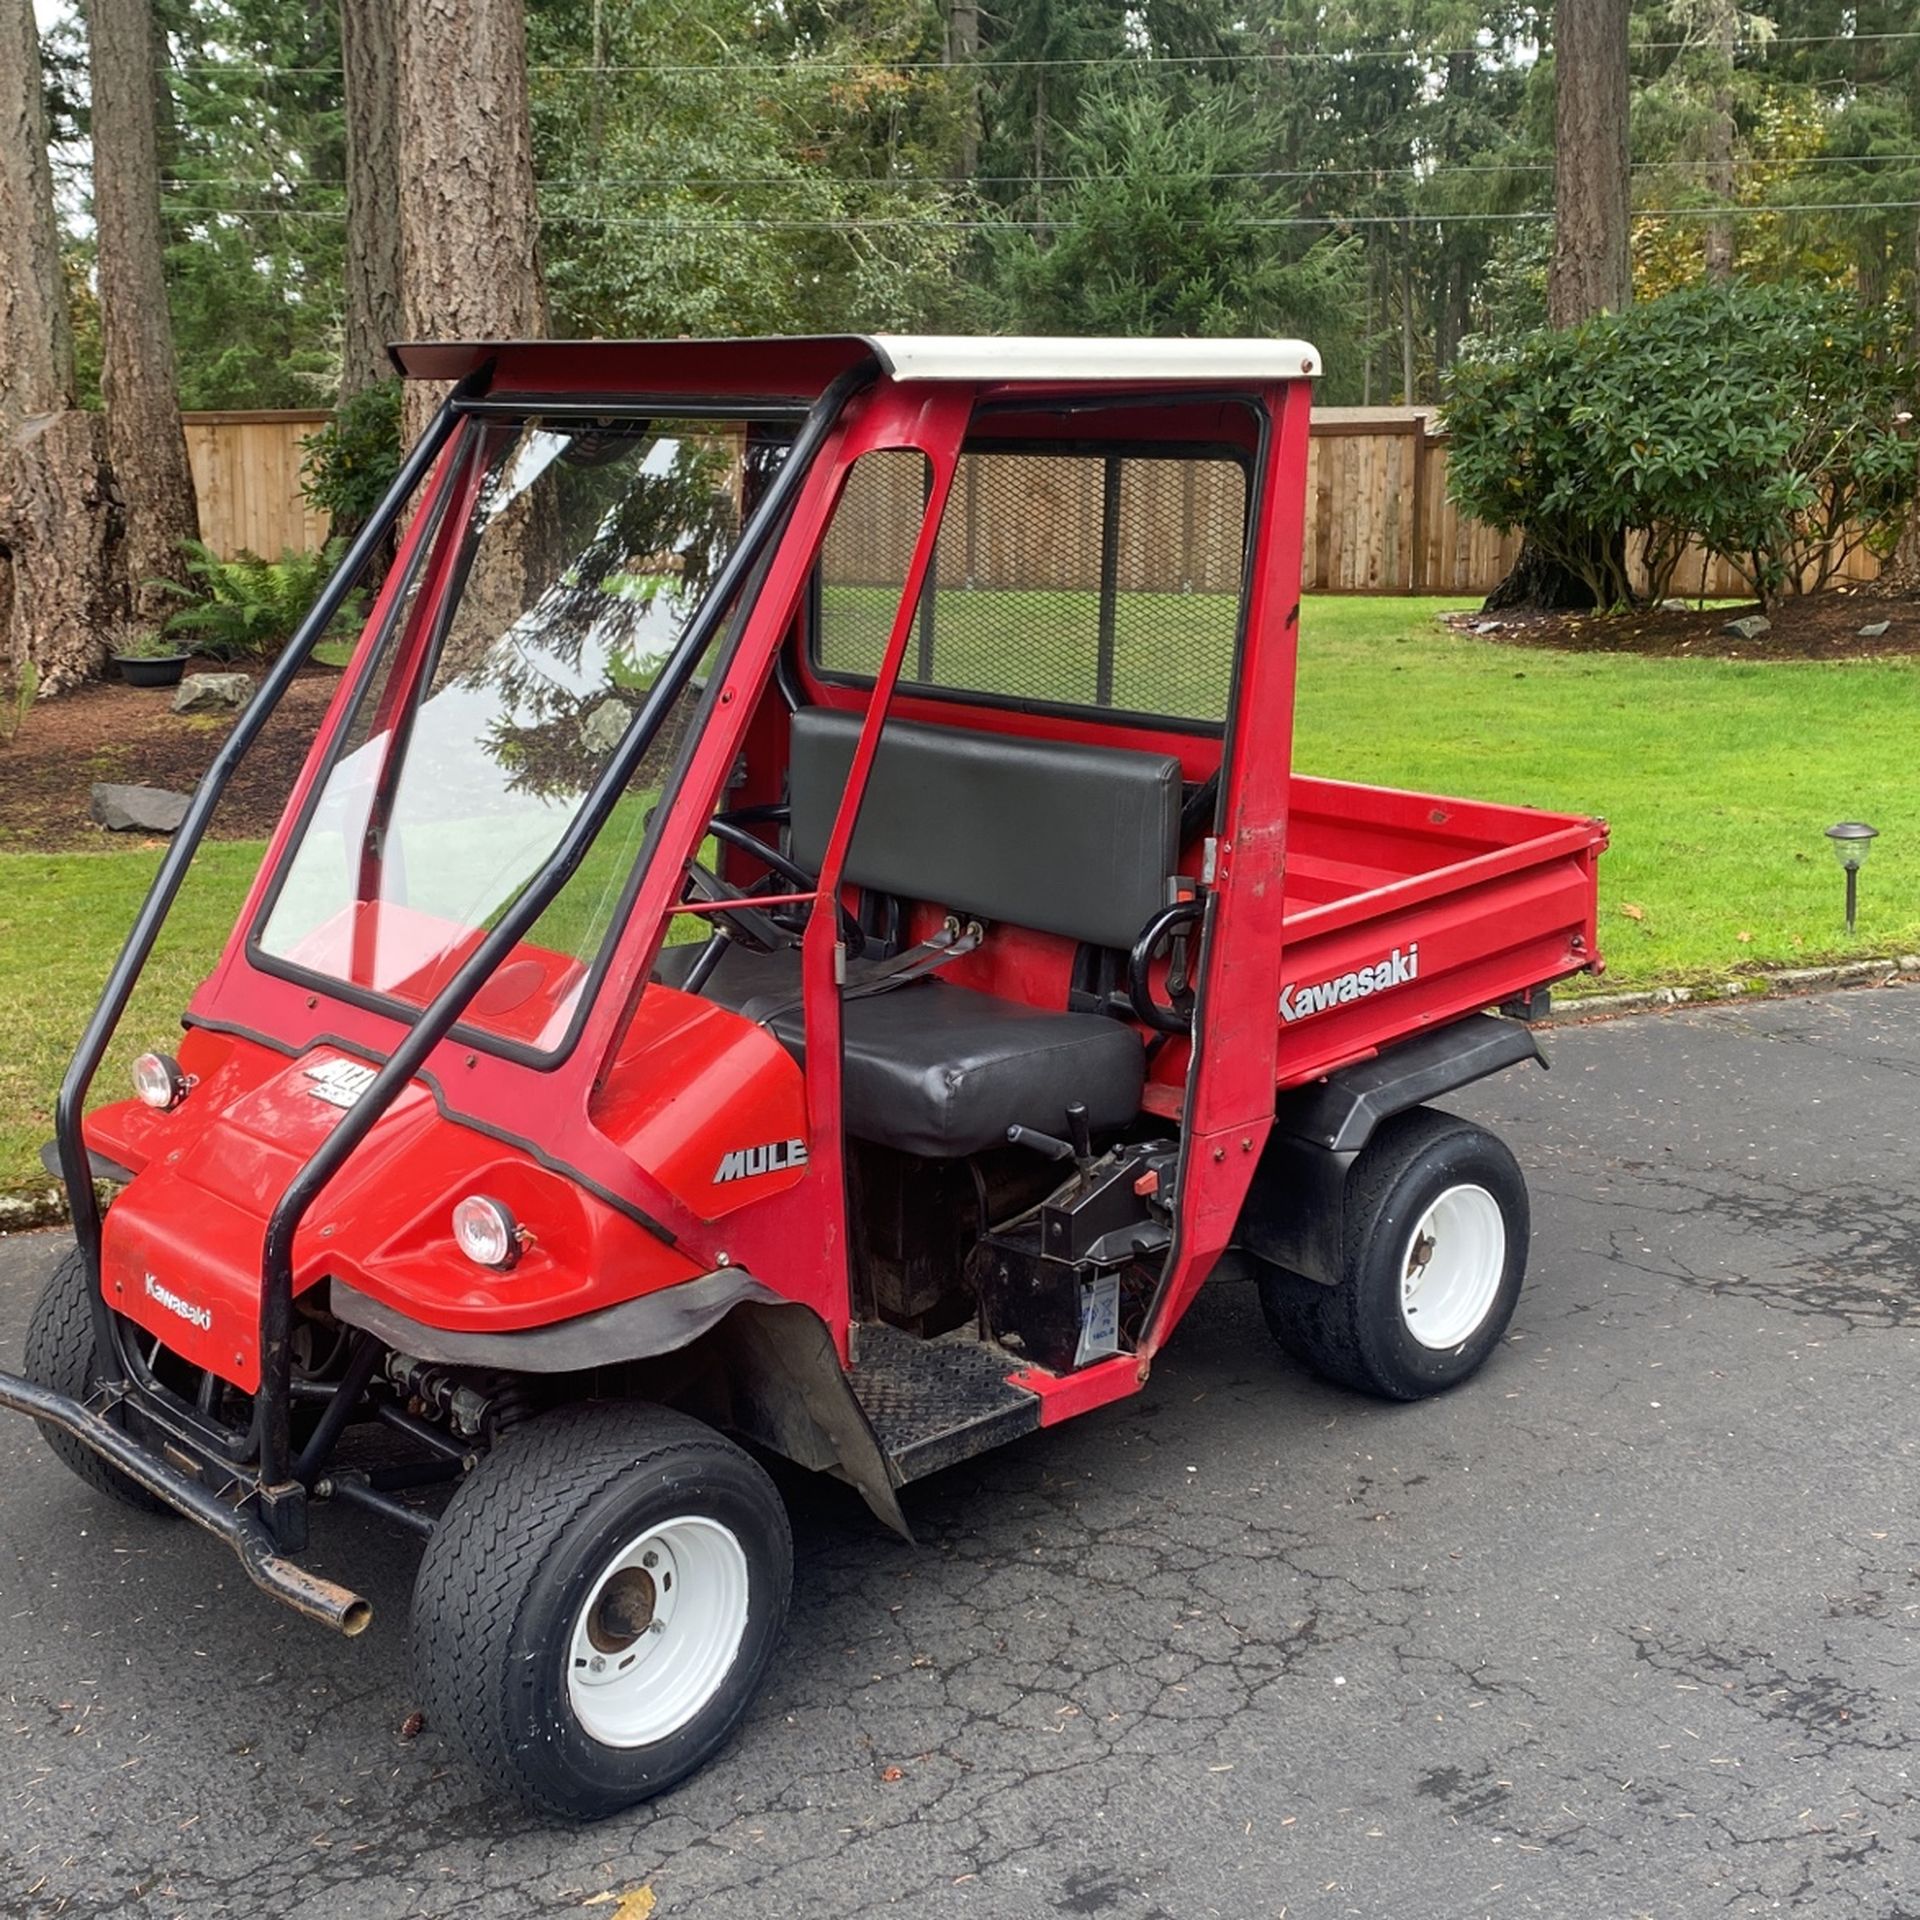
top-left (1293, 597), bottom-right (1920, 991)
top-left (0, 841), bottom-right (264, 1210)
top-left (2, 594), bottom-right (1915, 1205)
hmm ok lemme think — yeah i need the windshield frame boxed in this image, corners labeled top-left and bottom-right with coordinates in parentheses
top-left (242, 398), bottom-right (812, 1070)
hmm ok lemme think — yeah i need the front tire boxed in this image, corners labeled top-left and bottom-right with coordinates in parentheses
top-left (410, 1402), bottom-right (792, 1819)
top-left (1257, 1107), bottom-right (1529, 1401)
top-left (21, 1247), bottom-right (172, 1514)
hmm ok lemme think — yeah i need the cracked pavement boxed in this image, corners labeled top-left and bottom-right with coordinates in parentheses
top-left (4, 983), bottom-right (1918, 1918)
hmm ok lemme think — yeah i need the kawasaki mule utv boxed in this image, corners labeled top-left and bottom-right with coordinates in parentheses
top-left (1, 336), bottom-right (1605, 1817)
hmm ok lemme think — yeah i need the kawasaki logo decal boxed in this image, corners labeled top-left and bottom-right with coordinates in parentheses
top-left (1279, 943), bottom-right (1418, 1024)
top-left (714, 1138), bottom-right (810, 1184)
top-left (144, 1272), bottom-right (213, 1332)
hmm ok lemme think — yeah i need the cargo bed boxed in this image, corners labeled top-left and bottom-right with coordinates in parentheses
top-left (1268, 775), bottom-right (1606, 1088)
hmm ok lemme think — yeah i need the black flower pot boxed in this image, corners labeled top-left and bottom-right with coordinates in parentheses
top-left (115, 653), bottom-right (190, 689)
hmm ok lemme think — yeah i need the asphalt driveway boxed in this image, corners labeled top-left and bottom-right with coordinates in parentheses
top-left (4, 983), bottom-right (1918, 1918)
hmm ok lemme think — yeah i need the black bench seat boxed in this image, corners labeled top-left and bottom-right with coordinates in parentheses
top-left (654, 943), bottom-right (1144, 1158)
top-left (656, 708), bottom-right (1183, 1159)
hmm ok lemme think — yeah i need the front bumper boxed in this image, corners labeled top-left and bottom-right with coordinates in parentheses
top-left (0, 1368), bottom-right (371, 1635)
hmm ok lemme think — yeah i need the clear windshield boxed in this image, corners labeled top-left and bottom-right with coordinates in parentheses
top-left (257, 414), bottom-right (777, 1051)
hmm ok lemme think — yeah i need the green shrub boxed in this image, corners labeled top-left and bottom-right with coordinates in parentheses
top-left (156, 539), bottom-right (365, 661)
top-left (1443, 319), bottom-right (1643, 607)
top-left (1443, 282), bottom-right (1917, 610)
top-left (300, 381), bottom-right (403, 534)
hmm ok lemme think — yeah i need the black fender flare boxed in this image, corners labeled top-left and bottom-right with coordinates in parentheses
top-left (1237, 1012), bottom-right (1544, 1287)
top-left (329, 1271), bottom-right (911, 1538)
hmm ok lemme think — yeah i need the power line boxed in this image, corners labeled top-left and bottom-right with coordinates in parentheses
top-left (157, 152), bottom-right (1920, 195)
top-left (152, 198), bottom-right (1920, 231)
top-left (153, 28), bottom-right (1920, 82)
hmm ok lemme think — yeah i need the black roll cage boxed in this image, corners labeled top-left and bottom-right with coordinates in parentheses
top-left (49, 358), bottom-right (878, 1517)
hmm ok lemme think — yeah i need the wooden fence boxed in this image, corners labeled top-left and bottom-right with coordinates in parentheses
top-left (184, 410), bottom-right (332, 560)
top-left (184, 404), bottom-right (1881, 598)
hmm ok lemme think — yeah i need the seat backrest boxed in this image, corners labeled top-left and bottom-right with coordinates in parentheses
top-left (788, 707), bottom-right (1181, 950)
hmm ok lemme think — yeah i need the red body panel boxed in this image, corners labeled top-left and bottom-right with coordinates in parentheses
top-left (1013, 1354), bottom-right (1148, 1425)
top-left (591, 985), bottom-right (810, 1222)
top-left (91, 1023), bottom-right (713, 1379)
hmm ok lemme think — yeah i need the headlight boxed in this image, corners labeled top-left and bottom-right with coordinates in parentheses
top-left (452, 1194), bottom-right (521, 1269)
top-left (132, 1051), bottom-right (189, 1110)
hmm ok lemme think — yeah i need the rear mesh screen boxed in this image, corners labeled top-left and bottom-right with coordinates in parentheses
top-left (815, 445), bottom-right (1248, 723)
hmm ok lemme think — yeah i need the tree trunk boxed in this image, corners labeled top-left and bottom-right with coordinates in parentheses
top-left (587, 0), bottom-right (606, 160)
top-left (0, 0), bottom-right (122, 691)
top-left (396, 0), bottom-right (549, 638)
top-left (1486, 0), bottom-right (1632, 613)
top-left (2, 8), bottom-right (71, 429)
top-left (946, 0), bottom-right (979, 180)
top-left (1697, 0), bottom-right (1743, 280)
top-left (1361, 250), bottom-right (1374, 406)
top-left (4, 413), bottom-right (125, 691)
top-left (1400, 220), bottom-right (1415, 403)
top-left (395, 0), bottom-right (549, 455)
top-left (1546, 0), bottom-right (1631, 327)
top-left (89, 0), bottom-right (199, 625)
top-left (1702, 84), bottom-right (1734, 281)
top-left (1435, 48), bottom-right (1476, 377)
top-left (340, 0), bottom-right (404, 400)
top-left (1876, 52), bottom-right (1920, 595)
top-left (1482, 532), bottom-right (1625, 613)
top-left (1031, 69), bottom-right (1045, 212)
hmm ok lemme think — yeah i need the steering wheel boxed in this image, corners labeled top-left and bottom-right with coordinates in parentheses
top-left (1127, 901), bottom-right (1204, 1034)
top-left (678, 812), bottom-right (868, 960)
top-left (680, 856), bottom-right (791, 955)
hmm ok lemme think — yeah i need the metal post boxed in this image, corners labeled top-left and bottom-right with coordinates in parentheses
top-left (915, 460), bottom-right (938, 683)
top-left (1096, 455), bottom-right (1121, 709)
top-left (1846, 864), bottom-right (1858, 933)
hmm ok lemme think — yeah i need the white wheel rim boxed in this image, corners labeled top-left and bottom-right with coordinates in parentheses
top-left (565, 1516), bottom-right (751, 1748)
top-left (1398, 1183), bottom-right (1506, 1350)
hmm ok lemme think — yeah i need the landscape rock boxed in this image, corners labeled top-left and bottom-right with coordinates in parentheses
top-left (89, 783), bottom-right (190, 834)
top-left (1720, 614), bottom-right (1771, 641)
top-left (1470, 618), bottom-right (1505, 634)
top-left (579, 697), bottom-right (631, 755)
top-left (171, 671), bottom-right (253, 714)
top-left (1857, 620), bottom-right (1891, 638)
top-left (1657, 598), bottom-right (1692, 613)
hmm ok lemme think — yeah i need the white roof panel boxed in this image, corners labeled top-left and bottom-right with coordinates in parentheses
top-left (868, 335), bottom-right (1321, 384)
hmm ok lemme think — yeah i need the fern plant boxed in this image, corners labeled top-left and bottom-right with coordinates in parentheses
top-left (156, 539), bottom-right (366, 662)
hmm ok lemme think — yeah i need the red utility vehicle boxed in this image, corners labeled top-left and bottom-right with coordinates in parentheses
top-left (2, 337), bottom-right (1605, 1817)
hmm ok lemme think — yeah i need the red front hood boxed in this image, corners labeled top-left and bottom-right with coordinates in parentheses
top-left (87, 1022), bottom-right (713, 1391)
top-left (93, 1031), bottom-right (439, 1390)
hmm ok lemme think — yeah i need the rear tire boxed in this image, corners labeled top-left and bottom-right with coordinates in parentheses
top-left (21, 1247), bottom-right (172, 1514)
top-left (409, 1402), bottom-right (792, 1820)
top-left (1257, 1107), bottom-right (1528, 1401)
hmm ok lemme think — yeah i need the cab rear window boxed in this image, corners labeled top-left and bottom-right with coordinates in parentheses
top-left (813, 441), bottom-right (1249, 725)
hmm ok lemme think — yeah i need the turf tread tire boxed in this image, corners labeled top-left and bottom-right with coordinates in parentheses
top-left (410, 1402), bottom-right (791, 1819)
top-left (21, 1248), bottom-right (172, 1514)
top-left (1258, 1107), bottom-right (1527, 1402)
